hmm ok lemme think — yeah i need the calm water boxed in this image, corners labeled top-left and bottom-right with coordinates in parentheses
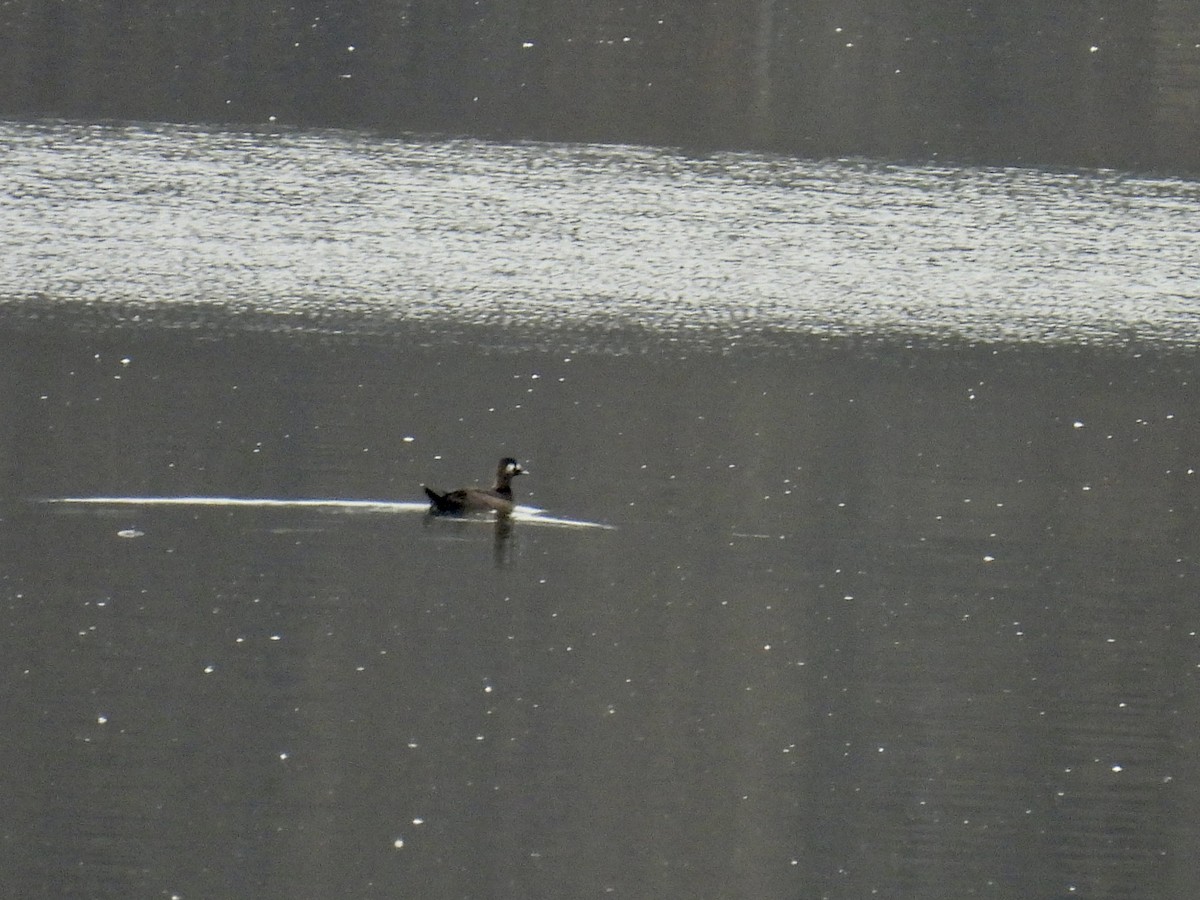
top-left (1, 120), bottom-right (1200, 899)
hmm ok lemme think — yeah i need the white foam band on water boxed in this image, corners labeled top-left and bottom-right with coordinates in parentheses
top-left (43, 497), bottom-right (616, 530)
top-left (48, 496), bottom-right (425, 511)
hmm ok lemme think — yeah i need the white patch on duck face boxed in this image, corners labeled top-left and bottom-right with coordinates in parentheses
top-left (506, 462), bottom-right (522, 474)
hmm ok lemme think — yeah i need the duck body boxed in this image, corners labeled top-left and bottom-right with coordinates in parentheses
top-left (423, 458), bottom-right (526, 516)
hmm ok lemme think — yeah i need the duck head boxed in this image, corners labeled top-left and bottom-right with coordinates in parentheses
top-left (496, 457), bottom-right (526, 486)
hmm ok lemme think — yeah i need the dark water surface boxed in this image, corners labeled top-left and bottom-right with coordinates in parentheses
top-left (2, 121), bottom-right (1200, 899)
top-left (2, 322), bottom-right (1198, 899)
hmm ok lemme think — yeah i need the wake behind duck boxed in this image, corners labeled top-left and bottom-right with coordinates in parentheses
top-left (41, 494), bottom-right (614, 530)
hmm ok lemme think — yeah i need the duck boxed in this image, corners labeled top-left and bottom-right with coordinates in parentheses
top-left (423, 457), bottom-right (526, 515)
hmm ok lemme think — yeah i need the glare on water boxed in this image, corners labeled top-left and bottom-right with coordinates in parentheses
top-left (1, 119), bottom-right (1198, 346)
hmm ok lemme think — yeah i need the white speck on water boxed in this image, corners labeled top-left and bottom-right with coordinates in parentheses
top-left (1073, 420), bottom-right (1084, 428)
top-left (1111, 764), bottom-right (1123, 772)
top-left (117, 528), bottom-right (144, 538)
top-left (279, 752), bottom-right (289, 760)
top-left (403, 436), bottom-right (414, 442)
top-left (97, 715), bottom-right (108, 725)
top-left (393, 837), bottom-right (404, 849)
top-left (203, 664), bottom-right (215, 674)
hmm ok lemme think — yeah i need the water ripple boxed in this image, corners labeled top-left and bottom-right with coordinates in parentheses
top-left (2, 119), bottom-right (1198, 347)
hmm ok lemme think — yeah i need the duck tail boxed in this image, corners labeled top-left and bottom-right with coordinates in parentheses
top-left (423, 486), bottom-right (450, 512)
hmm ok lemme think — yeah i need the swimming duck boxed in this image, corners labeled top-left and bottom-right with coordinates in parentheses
top-left (423, 457), bottom-right (526, 515)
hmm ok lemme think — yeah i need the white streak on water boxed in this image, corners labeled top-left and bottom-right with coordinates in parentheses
top-left (42, 497), bottom-right (616, 530)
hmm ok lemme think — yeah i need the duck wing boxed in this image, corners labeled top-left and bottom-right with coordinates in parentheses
top-left (424, 486), bottom-right (514, 515)
top-left (458, 488), bottom-right (514, 513)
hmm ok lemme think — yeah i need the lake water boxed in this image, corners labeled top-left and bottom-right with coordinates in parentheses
top-left (1, 119), bottom-right (1199, 899)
